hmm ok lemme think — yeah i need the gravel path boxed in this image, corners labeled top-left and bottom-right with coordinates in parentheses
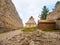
top-left (0, 30), bottom-right (23, 41)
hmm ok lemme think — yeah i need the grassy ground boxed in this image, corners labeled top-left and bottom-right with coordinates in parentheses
top-left (22, 26), bottom-right (60, 32)
top-left (42, 30), bottom-right (60, 32)
top-left (22, 26), bottom-right (38, 32)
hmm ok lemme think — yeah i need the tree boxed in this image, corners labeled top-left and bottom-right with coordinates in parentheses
top-left (40, 6), bottom-right (49, 20)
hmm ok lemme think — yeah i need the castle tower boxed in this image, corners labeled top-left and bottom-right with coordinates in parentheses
top-left (25, 16), bottom-right (36, 27)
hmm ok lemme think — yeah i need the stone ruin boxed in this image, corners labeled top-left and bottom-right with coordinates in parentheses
top-left (46, 1), bottom-right (60, 29)
top-left (38, 1), bottom-right (60, 30)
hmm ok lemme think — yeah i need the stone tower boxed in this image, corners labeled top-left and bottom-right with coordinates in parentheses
top-left (0, 0), bottom-right (23, 32)
top-left (25, 16), bottom-right (36, 27)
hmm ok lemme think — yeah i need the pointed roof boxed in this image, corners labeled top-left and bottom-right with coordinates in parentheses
top-left (26, 16), bottom-right (36, 24)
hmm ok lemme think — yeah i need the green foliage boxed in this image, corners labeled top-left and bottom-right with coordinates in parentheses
top-left (40, 6), bottom-right (49, 20)
top-left (22, 26), bottom-right (38, 32)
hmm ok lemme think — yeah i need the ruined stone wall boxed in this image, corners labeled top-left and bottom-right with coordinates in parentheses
top-left (56, 20), bottom-right (60, 29)
top-left (0, 0), bottom-right (23, 32)
top-left (46, 2), bottom-right (60, 29)
top-left (47, 1), bottom-right (60, 21)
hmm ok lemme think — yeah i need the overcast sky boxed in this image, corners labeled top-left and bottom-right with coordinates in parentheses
top-left (12, 0), bottom-right (60, 26)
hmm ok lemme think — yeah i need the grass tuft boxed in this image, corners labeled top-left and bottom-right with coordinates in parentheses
top-left (22, 26), bottom-right (38, 32)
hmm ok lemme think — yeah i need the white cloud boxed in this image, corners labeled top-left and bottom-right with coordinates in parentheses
top-left (12, 0), bottom-right (60, 26)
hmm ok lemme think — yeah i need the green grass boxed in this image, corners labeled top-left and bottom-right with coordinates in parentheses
top-left (42, 30), bottom-right (60, 32)
top-left (22, 26), bottom-right (38, 32)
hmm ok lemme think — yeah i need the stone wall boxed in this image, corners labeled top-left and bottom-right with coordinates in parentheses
top-left (38, 20), bottom-right (56, 30)
top-left (0, 0), bottom-right (23, 32)
top-left (56, 20), bottom-right (60, 29)
top-left (46, 1), bottom-right (60, 30)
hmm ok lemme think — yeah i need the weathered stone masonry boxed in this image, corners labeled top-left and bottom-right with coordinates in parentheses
top-left (0, 0), bottom-right (23, 32)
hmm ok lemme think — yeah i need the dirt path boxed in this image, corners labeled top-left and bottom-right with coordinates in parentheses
top-left (0, 30), bottom-right (23, 41)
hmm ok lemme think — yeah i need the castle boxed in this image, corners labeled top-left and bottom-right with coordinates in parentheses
top-left (46, 1), bottom-right (60, 29)
top-left (38, 1), bottom-right (60, 30)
